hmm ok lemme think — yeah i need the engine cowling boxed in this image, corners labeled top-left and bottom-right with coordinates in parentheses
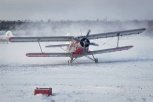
top-left (80, 38), bottom-right (90, 48)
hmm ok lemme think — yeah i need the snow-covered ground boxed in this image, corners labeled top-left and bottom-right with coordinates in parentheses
top-left (0, 59), bottom-right (153, 102)
top-left (0, 28), bottom-right (153, 102)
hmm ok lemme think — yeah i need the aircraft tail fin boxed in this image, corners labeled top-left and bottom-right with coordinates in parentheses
top-left (5, 31), bottom-right (14, 37)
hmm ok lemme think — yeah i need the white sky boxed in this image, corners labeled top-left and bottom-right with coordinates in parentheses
top-left (0, 0), bottom-right (153, 20)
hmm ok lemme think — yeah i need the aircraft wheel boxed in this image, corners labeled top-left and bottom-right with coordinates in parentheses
top-left (68, 60), bottom-right (73, 64)
top-left (68, 60), bottom-right (71, 64)
top-left (95, 58), bottom-right (98, 63)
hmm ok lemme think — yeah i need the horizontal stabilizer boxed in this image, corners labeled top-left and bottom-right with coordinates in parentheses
top-left (46, 44), bottom-right (69, 48)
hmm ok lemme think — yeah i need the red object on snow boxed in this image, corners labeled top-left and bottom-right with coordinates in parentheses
top-left (34, 88), bottom-right (52, 96)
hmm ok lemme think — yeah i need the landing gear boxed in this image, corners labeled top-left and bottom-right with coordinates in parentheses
top-left (92, 53), bottom-right (98, 63)
top-left (68, 57), bottom-right (77, 64)
top-left (68, 60), bottom-right (73, 64)
top-left (94, 58), bottom-right (98, 63)
top-left (85, 54), bottom-right (99, 63)
top-left (68, 54), bottom-right (98, 64)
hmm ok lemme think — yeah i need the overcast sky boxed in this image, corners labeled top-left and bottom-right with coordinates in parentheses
top-left (0, 0), bottom-right (153, 21)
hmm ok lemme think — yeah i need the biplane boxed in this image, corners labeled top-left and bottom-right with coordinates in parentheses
top-left (9, 28), bottom-right (146, 64)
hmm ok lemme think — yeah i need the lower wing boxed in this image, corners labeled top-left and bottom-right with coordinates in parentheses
top-left (86, 45), bottom-right (133, 56)
top-left (26, 52), bottom-right (71, 57)
top-left (26, 46), bottom-right (133, 57)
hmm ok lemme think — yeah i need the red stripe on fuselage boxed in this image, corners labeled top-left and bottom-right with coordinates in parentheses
top-left (73, 47), bottom-right (84, 54)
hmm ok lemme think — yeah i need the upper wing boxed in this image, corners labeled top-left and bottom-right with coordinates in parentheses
top-left (85, 28), bottom-right (145, 40)
top-left (9, 36), bottom-right (74, 42)
top-left (9, 28), bottom-right (145, 42)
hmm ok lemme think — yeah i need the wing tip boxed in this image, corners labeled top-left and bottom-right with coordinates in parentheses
top-left (141, 28), bottom-right (146, 31)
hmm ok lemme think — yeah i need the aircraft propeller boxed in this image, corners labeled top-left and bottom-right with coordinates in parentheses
top-left (80, 29), bottom-right (99, 48)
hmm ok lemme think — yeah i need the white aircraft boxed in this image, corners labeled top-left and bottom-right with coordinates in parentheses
top-left (0, 31), bottom-right (14, 43)
top-left (9, 28), bottom-right (145, 64)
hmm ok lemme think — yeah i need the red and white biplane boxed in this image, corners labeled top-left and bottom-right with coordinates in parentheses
top-left (9, 28), bottom-right (146, 64)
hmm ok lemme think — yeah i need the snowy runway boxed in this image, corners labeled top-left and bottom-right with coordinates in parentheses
top-left (0, 59), bottom-right (153, 102)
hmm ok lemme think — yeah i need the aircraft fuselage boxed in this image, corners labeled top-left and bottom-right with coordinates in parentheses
top-left (67, 40), bottom-right (89, 57)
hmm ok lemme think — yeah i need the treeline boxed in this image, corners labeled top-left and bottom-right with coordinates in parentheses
top-left (0, 20), bottom-right (24, 30)
top-left (0, 20), bottom-right (153, 31)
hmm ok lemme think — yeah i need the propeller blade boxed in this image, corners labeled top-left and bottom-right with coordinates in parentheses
top-left (90, 42), bottom-right (99, 46)
top-left (86, 29), bottom-right (91, 38)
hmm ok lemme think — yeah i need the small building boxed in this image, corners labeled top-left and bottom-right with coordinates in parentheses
top-left (34, 88), bottom-right (52, 96)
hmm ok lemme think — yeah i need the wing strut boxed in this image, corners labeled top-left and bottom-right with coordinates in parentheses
top-left (38, 41), bottom-right (43, 53)
top-left (117, 33), bottom-right (120, 47)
